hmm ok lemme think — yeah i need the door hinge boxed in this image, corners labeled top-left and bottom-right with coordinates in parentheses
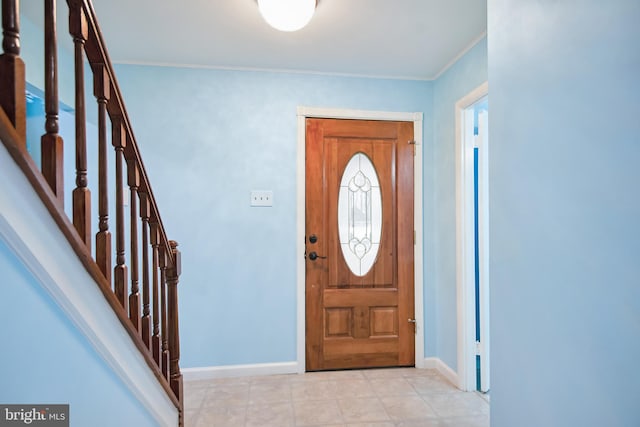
top-left (476, 340), bottom-right (482, 356)
top-left (414, 230), bottom-right (416, 245)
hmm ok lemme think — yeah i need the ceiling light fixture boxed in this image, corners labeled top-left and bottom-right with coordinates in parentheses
top-left (257, 0), bottom-right (316, 32)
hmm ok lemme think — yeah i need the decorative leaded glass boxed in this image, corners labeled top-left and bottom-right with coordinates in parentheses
top-left (338, 153), bottom-right (382, 276)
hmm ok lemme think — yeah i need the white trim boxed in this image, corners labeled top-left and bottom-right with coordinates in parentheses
top-left (432, 32), bottom-right (487, 80)
top-left (454, 82), bottom-right (488, 392)
top-left (298, 106), bottom-right (424, 123)
top-left (111, 61), bottom-right (433, 82)
top-left (183, 362), bottom-right (299, 381)
top-left (296, 111), bottom-right (307, 374)
top-left (413, 111), bottom-right (425, 369)
top-left (423, 357), bottom-right (460, 388)
top-left (296, 106), bottom-right (425, 372)
top-left (0, 144), bottom-right (178, 426)
top-left (113, 32), bottom-right (487, 82)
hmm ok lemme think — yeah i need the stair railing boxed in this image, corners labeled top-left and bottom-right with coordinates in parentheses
top-left (0, 0), bottom-right (183, 424)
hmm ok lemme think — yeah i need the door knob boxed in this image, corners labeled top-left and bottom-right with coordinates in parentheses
top-left (408, 318), bottom-right (417, 323)
top-left (308, 251), bottom-right (327, 261)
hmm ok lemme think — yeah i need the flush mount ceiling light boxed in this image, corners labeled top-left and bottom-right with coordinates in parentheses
top-left (257, 0), bottom-right (316, 32)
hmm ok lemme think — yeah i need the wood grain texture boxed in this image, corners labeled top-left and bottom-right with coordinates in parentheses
top-left (159, 246), bottom-right (170, 380)
top-left (94, 63), bottom-right (111, 283)
top-left (40, 0), bottom-right (63, 203)
top-left (305, 118), bottom-right (325, 370)
top-left (112, 118), bottom-right (128, 310)
top-left (128, 159), bottom-right (141, 332)
top-left (0, 0), bottom-right (26, 146)
top-left (167, 241), bottom-right (183, 404)
top-left (151, 221), bottom-right (162, 366)
top-left (306, 118), bottom-right (415, 371)
top-left (70, 4), bottom-right (91, 249)
top-left (140, 191), bottom-right (151, 349)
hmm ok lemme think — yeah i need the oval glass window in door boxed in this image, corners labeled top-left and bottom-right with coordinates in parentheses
top-left (338, 153), bottom-right (382, 276)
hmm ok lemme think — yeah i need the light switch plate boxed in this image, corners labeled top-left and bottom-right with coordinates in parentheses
top-left (250, 190), bottom-right (273, 207)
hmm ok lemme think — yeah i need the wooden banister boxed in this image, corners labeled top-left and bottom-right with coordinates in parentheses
top-left (128, 159), bottom-right (141, 333)
top-left (112, 117), bottom-right (128, 310)
top-left (0, 90), bottom-right (182, 421)
top-left (94, 62), bottom-right (111, 283)
top-left (72, 0), bottom-right (176, 271)
top-left (0, 0), bottom-right (25, 146)
top-left (151, 221), bottom-right (162, 367)
top-left (1, 1), bottom-right (183, 424)
top-left (41, 0), bottom-right (63, 203)
top-left (167, 240), bottom-right (183, 410)
top-left (140, 190), bottom-right (152, 349)
top-left (69, 2), bottom-right (91, 249)
top-left (160, 245), bottom-right (170, 380)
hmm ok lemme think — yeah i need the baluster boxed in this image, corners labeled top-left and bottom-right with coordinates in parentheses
top-left (69, 4), bottom-right (91, 248)
top-left (128, 160), bottom-right (141, 331)
top-left (151, 221), bottom-right (161, 366)
top-left (160, 244), bottom-right (170, 379)
top-left (167, 240), bottom-right (183, 402)
top-left (0, 0), bottom-right (26, 146)
top-left (41, 0), bottom-right (63, 202)
top-left (112, 118), bottom-right (128, 309)
top-left (140, 191), bottom-right (151, 348)
top-left (94, 64), bottom-right (111, 283)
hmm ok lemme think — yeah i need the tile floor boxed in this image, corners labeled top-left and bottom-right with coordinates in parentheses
top-left (183, 368), bottom-right (489, 427)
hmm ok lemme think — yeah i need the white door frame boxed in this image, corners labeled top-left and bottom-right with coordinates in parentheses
top-left (455, 82), bottom-right (489, 391)
top-left (296, 106), bottom-right (424, 373)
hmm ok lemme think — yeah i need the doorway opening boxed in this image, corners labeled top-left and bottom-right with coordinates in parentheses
top-left (455, 83), bottom-right (490, 393)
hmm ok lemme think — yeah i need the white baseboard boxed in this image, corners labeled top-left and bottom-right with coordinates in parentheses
top-left (183, 358), bottom-right (458, 387)
top-left (183, 361), bottom-right (299, 382)
top-left (424, 357), bottom-right (461, 389)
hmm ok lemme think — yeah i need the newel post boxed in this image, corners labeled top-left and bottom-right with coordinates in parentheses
top-left (0, 0), bottom-right (26, 146)
top-left (167, 240), bottom-right (183, 404)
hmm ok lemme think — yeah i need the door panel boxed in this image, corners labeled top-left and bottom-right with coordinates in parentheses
top-left (305, 118), bottom-right (415, 371)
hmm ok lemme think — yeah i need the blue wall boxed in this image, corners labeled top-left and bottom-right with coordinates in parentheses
top-left (113, 65), bottom-right (435, 367)
top-left (489, 0), bottom-right (640, 426)
top-left (0, 238), bottom-right (159, 427)
top-left (21, 11), bottom-right (102, 223)
top-left (5, 13), bottom-right (169, 425)
top-left (432, 38), bottom-right (488, 370)
top-left (16, 6), bottom-right (490, 371)
top-left (20, 10), bottom-right (76, 109)
top-left (25, 85), bottom-right (96, 223)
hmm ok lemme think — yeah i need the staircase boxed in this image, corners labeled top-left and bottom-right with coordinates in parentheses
top-left (0, 1), bottom-right (184, 425)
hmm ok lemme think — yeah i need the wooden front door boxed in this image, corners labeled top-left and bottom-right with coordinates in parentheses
top-left (305, 118), bottom-right (415, 371)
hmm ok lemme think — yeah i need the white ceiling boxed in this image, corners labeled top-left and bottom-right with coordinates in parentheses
top-left (29, 0), bottom-right (487, 80)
